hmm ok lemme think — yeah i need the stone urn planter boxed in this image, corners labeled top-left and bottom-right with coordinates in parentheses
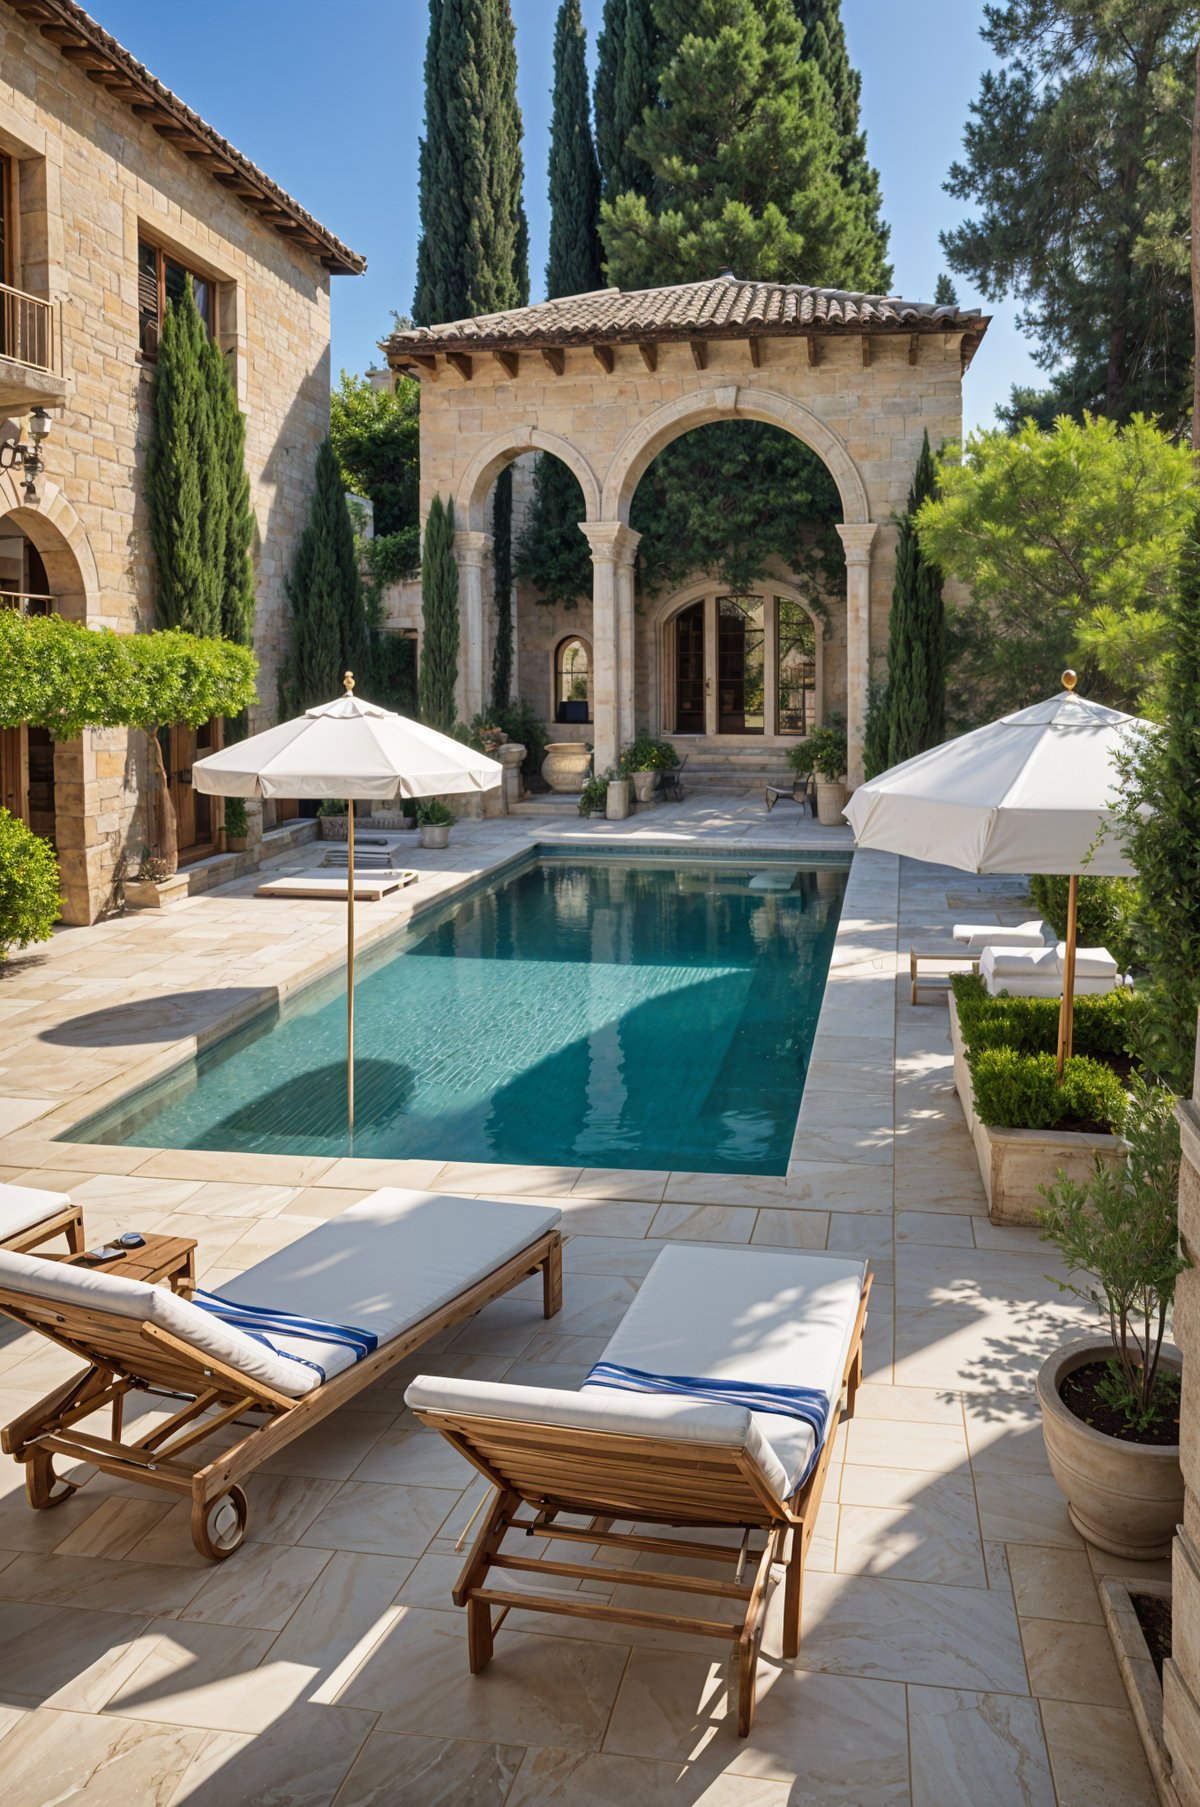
top-left (815, 777), bottom-right (848, 826)
top-left (631, 770), bottom-right (659, 805)
top-left (542, 742), bottom-right (592, 794)
top-left (1036, 1338), bottom-right (1183, 1559)
top-left (418, 822), bottom-right (452, 850)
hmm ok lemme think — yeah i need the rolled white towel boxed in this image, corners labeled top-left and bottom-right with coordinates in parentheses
top-left (952, 920), bottom-right (1047, 949)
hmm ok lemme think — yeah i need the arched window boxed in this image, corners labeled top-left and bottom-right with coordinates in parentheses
top-left (554, 636), bottom-right (592, 723)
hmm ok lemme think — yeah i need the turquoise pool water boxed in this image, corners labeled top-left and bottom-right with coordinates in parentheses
top-left (70, 853), bottom-right (848, 1175)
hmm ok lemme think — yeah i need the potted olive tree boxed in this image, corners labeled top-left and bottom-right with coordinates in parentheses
top-left (1035, 1075), bottom-right (1186, 1559)
top-left (806, 714), bottom-right (849, 825)
top-left (415, 799), bottom-right (455, 850)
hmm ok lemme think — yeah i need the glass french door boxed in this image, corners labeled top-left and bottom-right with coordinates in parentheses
top-left (669, 593), bottom-right (817, 738)
top-left (717, 596), bottom-right (765, 733)
top-left (673, 600), bottom-right (706, 732)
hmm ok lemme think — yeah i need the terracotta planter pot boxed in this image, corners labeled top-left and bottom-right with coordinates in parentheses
top-left (226, 836), bottom-right (248, 853)
top-left (541, 743), bottom-right (592, 793)
top-left (418, 823), bottom-right (451, 850)
top-left (1036, 1338), bottom-right (1183, 1559)
top-left (815, 777), bottom-right (848, 826)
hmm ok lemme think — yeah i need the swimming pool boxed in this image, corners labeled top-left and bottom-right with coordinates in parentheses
top-left (68, 851), bottom-right (849, 1175)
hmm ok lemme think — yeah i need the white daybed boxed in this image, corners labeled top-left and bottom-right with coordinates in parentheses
top-left (0, 1187), bottom-right (561, 1559)
top-left (406, 1243), bottom-right (871, 1737)
top-left (980, 942), bottom-right (1127, 998)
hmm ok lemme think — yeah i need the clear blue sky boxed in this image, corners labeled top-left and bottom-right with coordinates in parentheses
top-left (97, 0), bottom-right (1038, 434)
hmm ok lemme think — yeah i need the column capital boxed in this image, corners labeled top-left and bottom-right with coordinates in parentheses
top-left (454, 528), bottom-right (492, 566)
top-left (579, 519), bottom-right (641, 566)
top-left (835, 522), bottom-right (879, 565)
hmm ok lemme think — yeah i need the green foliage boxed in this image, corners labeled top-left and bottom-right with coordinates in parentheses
top-left (971, 1047), bottom-right (1127, 1133)
top-left (803, 712), bottom-right (847, 781)
top-left (600, 0), bottom-right (888, 292)
top-left (513, 455), bottom-right (592, 609)
top-left (1038, 1073), bottom-right (1185, 1428)
top-left (364, 632), bottom-right (418, 716)
top-left (316, 798), bottom-right (347, 819)
top-left (547, 0), bottom-right (602, 296)
top-left (415, 798), bottom-right (456, 827)
top-left (594, 0), bottom-right (660, 205)
top-left (330, 371), bottom-right (420, 540)
top-left (419, 495), bottom-right (460, 733)
top-left (579, 771), bottom-right (609, 814)
top-left (1111, 503), bottom-right (1200, 1093)
top-left (491, 465), bottom-right (515, 708)
top-left (792, 0), bottom-right (891, 286)
top-left (942, 1), bottom-right (1199, 433)
top-left (618, 736), bottom-right (679, 775)
top-left (476, 698), bottom-right (549, 779)
top-left (1029, 874), bottom-right (1138, 974)
top-left (413, 0), bottom-right (529, 324)
top-left (281, 439), bottom-right (366, 716)
top-left (0, 809), bottom-right (60, 958)
top-left (869, 433), bottom-right (945, 774)
top-left (916, 415), bottom-right (1193, 725)
top-left (223, 797), bottom-right (248, 838)
top-left (933, 272), bottom-right (958, 306)
top-left (214, 348), bottom-right (256, 647)
top-left (952, 973), bottom-right (1143, 1065)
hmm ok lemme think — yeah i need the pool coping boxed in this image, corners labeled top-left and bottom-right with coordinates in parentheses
top-left (23, 832), bottom-right (894, 1208)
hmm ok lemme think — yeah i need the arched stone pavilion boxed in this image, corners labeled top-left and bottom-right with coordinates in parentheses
top-left (384, 275), bottom-right (989, 785)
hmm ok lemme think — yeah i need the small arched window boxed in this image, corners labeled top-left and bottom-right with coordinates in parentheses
top-left (555, 636), bottom-right (592, 722)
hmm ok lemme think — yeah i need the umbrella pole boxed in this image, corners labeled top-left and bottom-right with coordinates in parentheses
top-left (347, 801), bottom-right (355, 1134)
top-left (1056, 874), bottom-right (1079, 1080)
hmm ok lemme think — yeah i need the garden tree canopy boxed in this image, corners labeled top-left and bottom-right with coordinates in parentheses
top-left (1113, 504), bottom-right (1200, 1094)
top-left (916, 414), bottom-right (1194, 727)
top-left (330, 368), bottom-right (420, 550)
top-left (864, 432), bottom-right (945, 776)
top-left (0, 610), bottom-right (256, 874)
top-left (420, 495), bottom-right (460, 732)
top-left (792, 0), bottom-right (891, 290)
top-left (413, 0), bottom-right (529, 326)
top-left (942, 0), bottom-right (1199, 433)
top-left (594, 0), bottom-right (661, 206)
top-left (281, 439), bottom-right (367, 716)
top-left (600, 0), bottom-right (886, 291)
top-left (547, 0), bottom-right (602, 296)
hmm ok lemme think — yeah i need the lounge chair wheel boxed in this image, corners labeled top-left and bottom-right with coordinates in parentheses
top-left (193, 1485), bottom-right (248, 1560)
top-left (26, 1449), bottom-right (78, 1510)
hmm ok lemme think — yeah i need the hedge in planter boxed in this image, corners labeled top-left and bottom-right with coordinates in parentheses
top-left (971, 1047), bottom-right (1128, 1134)
top-left (952, 973), bottom-right (1141, 1064)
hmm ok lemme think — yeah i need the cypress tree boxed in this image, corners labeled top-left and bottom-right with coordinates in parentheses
top-left (933, 272), bottom-right (958, 306)
top-left (201, 333), bottom-right (256, 647)
top-left (282, 439), bottom-right (365, 714)
top-left (868, 433), bottom-right (945, 774)
top-left (595, 0), bottom-right (660, 208)
top-left (547, 0), bottom-right (602, 297)
top-left (793, 0), bottom-right (891, 290)
top-left (146, 280), bottom-right (217, 635)
top-left (420, 495), bottom-right (460, 732)
top-left (490, 466), bottom-right (514, 709)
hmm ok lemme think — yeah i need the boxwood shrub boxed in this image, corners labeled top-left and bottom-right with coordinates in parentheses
top-left (971, 1048), bottom-right (1127, 1133)
top-left (951, 973), bottom-right (1140, 1063)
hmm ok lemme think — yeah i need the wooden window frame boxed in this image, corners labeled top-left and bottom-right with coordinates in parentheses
top-left (137, 235), bottom-right (218, 363)
top-left (0, 151), bottom-right (13, 288)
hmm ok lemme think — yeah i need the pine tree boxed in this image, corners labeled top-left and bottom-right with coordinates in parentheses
top-left (866, 433), bottom-right (945, 775)
top-left (282, 440), bottom-right (365, 714)
top-left (547, 0), bottom-right (602, 297)
top-left (420, 495), bottom-right (460, 732)
top-left (146, 280), bottom-right (218, 636)
top-left (601, 0), bottom-right (882, 292)
top-left (793, 0), bottom-right (891, 289)
top-left (490, 465), bottom-right (514, 709)
top-left (413, 0), bottom-right (529, 326)
top-left (933, 273), bottom-right (958, 306)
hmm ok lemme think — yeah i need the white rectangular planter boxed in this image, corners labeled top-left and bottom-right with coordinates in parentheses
top-left (948, 995), bottom-right (1124, 1226)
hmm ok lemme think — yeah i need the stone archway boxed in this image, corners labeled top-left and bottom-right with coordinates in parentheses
top-left (0, 474), bottom-right (102, 624)
top-left (456, 428), bottom-right (601, 532)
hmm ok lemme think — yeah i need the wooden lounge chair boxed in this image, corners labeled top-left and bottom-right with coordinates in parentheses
top-left (0, 1188), bottom-right (561, 1560)
top-left (0, 1182), bottom-right (85, 1256)
top-left (406, 1245), bottom-right (871, 1736)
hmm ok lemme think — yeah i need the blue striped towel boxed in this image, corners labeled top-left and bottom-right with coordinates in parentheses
top-left (192, 1289), bottom-right (378, 1383)
top-left (582, 1361), bottom-right (831, 1493)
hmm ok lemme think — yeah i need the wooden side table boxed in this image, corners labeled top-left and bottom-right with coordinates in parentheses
top-left (909, 943), bottom-right (981, 1006)
top-left (50, 1234), bottom-right (198, 1296)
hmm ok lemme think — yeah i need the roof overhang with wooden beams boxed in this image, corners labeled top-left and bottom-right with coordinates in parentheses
top-left (2, 0), bottom-right (365, 276)
top-left (383, 274), bottom-right (990, 383)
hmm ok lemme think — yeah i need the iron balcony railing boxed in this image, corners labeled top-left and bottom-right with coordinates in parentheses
top-left (0, 282), bottom-right (60, 377)
top-left (0, 591), bottom-right (57, 617)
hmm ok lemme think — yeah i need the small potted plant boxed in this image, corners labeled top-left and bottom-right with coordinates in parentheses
top-left (224, 798), bottom-right (249, 853)
top-left (578, 772), bottom-right (609, 818)
top-left (805, 714), bottom-right (849, 825)
top-left (415, 798), bottom-right (455, 849)
top-left (1035, 1074), bottom-right (1186, 1559)
top-left (620, 737), bottom-right (680, 805)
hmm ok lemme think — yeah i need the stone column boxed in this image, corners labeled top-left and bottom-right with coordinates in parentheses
top-left (1166, 1052), bottom-right (1200, 1803)
top-left (455, 529), bottom-right (491, 724)
top-left (580, 521), bottom-right (640, 774)
top-left (835, 522), bottom-right (878, 789)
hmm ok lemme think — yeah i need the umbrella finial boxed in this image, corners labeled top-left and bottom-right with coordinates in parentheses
top-left (1061, 669), bottom-right (1077, 692)
top-left (343, 671), bottom-right (355, 693)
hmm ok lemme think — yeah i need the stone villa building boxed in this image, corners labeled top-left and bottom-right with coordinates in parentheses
top-left (385, 276), bottom-right (990, 788)
top-left (0, 0), bottom-right (362, 922)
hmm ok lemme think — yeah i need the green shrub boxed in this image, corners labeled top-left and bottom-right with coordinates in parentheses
top-left (481, 700), bottom-right (549, 780)
top-left (619, 736), bottom-right (679, 776)
top-left (1029, 873), bottom-right (1137, 972)
top-left (316, 798), bottom-right (347, 819)
top-left (365, 631), bottom-right (418, 715)
top-left (223, 798), bottom-right (248, 837)
top-left (0, 811), bottom-right (61, 959)
top-left (415, 798), bottom-right (455, 827)
top-left (789, 712), bottom-right (847, 780)
top-left (971, 1046), bottom-right (1126, 1132)
top-left (579, 772), bottom-right (609, 815)
top-left (951, 973), bottom-right (1142, 1063)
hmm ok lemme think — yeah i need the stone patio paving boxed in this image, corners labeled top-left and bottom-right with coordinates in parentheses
top-left (0, 801), bottom-right (1161, 1804)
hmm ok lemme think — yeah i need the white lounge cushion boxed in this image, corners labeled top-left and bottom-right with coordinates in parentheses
top-left (1054, 942), bottom-right (1118, 980)
top-left (952, 920), bottom-right (1047, 949)
top-left (0, 1189), bottom-right (560, 1400)
top-left (0, 1182), bottom-right (72, 1241)
top-left (979, 943), bottom-right (1125, 998)
top-left (407, 1245), bottom-right (867, 1499)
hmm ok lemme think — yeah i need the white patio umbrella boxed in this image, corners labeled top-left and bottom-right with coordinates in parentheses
top-left (844, 672), bottom-right (1147, 1074)
top-left (193, 673), bottom-right (502, 1128)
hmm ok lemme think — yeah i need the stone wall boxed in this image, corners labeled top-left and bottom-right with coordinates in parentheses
top-left (0, 10), bottom-right (339, 921)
